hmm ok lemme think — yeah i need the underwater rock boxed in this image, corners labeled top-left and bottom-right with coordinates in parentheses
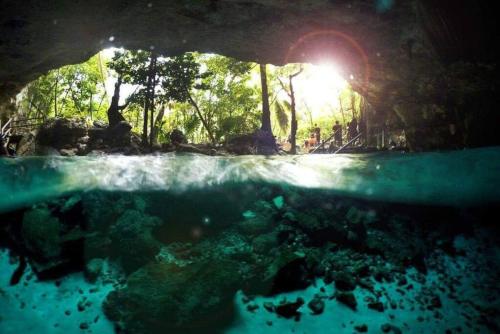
top-left (275, 297), bottom-right (304, 319)
top-left (103, 259), bottom-right (243, 333)
top-left (307, 296), bottom-right (325, 315)
top-left (9, 256), bottom-right (27, 285)
top-left (194, 232), bottom-right (254, 263)
top-left (335, 291), bottom-right (357, 310)
top-left (364, 216), bottom-right (428, 269)
top-left (82, 192), bottom-right (147, 230)
top-left (237, 217), bottom-right (272, 236)
top-left (367, 301), bottom-right (385, 312)
top-left (332, 271), bottom-right (357, 292)
top-left (354, 324), bottom-right (368, 332)
top-left (381, 323), bottom-right (402, 334)
top-left (261, 251), bottom-right (312, 295)
top-left (246, 303), bottom-right (259, 312)
top-left (77, 297), bottom-right (91, 312)
top-left (84, 258), bottom-right (104, 283)
top-left (263, 302), bottom-right (275, 313)
top-left (21, 206), bottom-right (62, 259)
top-left (272, 196), bottom-right (285, 210)
top-left (19, 205), bottom-right (78, 277)
top-left (428, 295), bottom-right (442, 309)
top-left (251, 232), bottom-right (279, 254)
top-left (109, 209), bottom-right (162, 274)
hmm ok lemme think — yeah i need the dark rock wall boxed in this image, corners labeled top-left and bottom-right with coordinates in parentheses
top-left (1, 0), bottom-right (498, 150)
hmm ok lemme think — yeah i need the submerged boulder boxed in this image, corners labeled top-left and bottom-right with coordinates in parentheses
top-left (109, 209), bottom-right (163, 274)
top-left (20, 205), bottom-right (85, 277)
top-left (22, 206), bottom-right (62, 260)
top-left (103, 259), bottom-right (243, 333)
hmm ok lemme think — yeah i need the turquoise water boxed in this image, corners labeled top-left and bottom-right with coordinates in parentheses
top-left (1, 147), bottom-right (499, 213)
top-left (1, 148), bottom-right (500, 334)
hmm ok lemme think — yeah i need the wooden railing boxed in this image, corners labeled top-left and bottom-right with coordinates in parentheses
top-left (0, 118), bottom-right (12, 140)
top-left (333, 132), bottom-right (363, 154)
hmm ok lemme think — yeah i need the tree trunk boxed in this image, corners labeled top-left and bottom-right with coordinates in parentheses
top-left (278, 67), bottom-right (302, 154)
top-left (187, 91), bottom-right (216, 145)
top-left (149, 54), bottom-right (157, 148)
top-left (259, 64), bottom-right (272, 133)
top-left (107, 77), bottom-right (126, 127)
top-left (142, 54), bottom-right (156, 144)
top-left (89, 93), bottom-right (93, 120)
top-left (350, 90), bottom-right (356, 119)
top-left (339, 96), bottom-right (346, 128)
top-left (54, 69), bottom-right (59, 117)
top-left (289, 75), bottom-right (298, 154)
top-left (151, 105), bottom-right (166, 145)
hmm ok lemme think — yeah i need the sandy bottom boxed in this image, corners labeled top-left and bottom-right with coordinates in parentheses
top-left (1, 234), bottom-right (498, 334)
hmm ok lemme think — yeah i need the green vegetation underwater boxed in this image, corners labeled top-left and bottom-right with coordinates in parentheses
top-left (1, 148), bottom-right (500, 333)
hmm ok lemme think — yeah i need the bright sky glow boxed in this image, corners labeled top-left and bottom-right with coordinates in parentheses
top-left (101, 48), bottom-right (138, 105)
top-left (294, 62), bottom-right (348, 117)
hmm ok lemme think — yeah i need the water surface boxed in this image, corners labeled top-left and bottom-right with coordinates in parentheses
top-left (1, 147), bottom-right (499, 213)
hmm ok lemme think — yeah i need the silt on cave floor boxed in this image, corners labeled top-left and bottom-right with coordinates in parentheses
top-left (0, 150), bottom-right (499, 333)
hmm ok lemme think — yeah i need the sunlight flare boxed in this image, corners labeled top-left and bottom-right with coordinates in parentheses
top-left (294, 62), bottom-right (348, 118)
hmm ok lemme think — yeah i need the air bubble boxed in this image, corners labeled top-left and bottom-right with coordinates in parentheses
top-left (108, 36), bottom-right (115, 42)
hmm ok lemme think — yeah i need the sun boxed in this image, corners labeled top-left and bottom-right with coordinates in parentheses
top-left (294, 62), bottom-right (348, 117)
top-left (309, 63), bottom-right (347, 92)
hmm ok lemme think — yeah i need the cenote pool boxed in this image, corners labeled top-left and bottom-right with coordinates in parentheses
top-left (1, 148), bottom-right (499, 334)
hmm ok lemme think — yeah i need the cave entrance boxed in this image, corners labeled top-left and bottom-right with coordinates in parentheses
top-left (11, 48), bottom-right (400, 156)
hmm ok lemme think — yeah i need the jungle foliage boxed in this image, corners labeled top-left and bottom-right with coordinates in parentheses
top-left (17, 54), bottom-right (109, 123)
top-left (17, 49), bottom-right (364, 149)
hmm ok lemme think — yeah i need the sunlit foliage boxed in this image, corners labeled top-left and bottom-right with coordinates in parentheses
top-left (17, 49), bottom-right (365, 149)
top-left (17, 54), bottom-right (109, 123)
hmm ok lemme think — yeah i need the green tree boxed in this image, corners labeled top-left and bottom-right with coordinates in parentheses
top-left (18, 54), bottom-right (109, 122)
top-left (276, 64), bottom-right (303, 153)
top-left (108, 50), bottom-right (157, 145)
top-left (187, 55), bottom-right (260, 143)
top-left (109, 51), bottom-right (212, 145)
top-left (259, 64), bottom-right (272, 134)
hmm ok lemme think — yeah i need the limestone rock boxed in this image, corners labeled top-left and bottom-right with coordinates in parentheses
top-left (84, 258), bottom-right (104, 283)
top-left (275, 297), bottom-right (304, 319)
top-left (59, 148), bottom-right (77, 157)
top-left (335, 291), bottom-right (357, 310)
top-left (333, 271), bottom-right (357, 291)
top-left (103, 259), bottom-right (242, 333)
top-left (307, 296), bottom-right (325, 315)
top-left (109, 209), bottom-right (163, 274)
top-left (22, 206), bottom-right (62, 260)
top-left (36, 118), bottom-right (87, 150)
